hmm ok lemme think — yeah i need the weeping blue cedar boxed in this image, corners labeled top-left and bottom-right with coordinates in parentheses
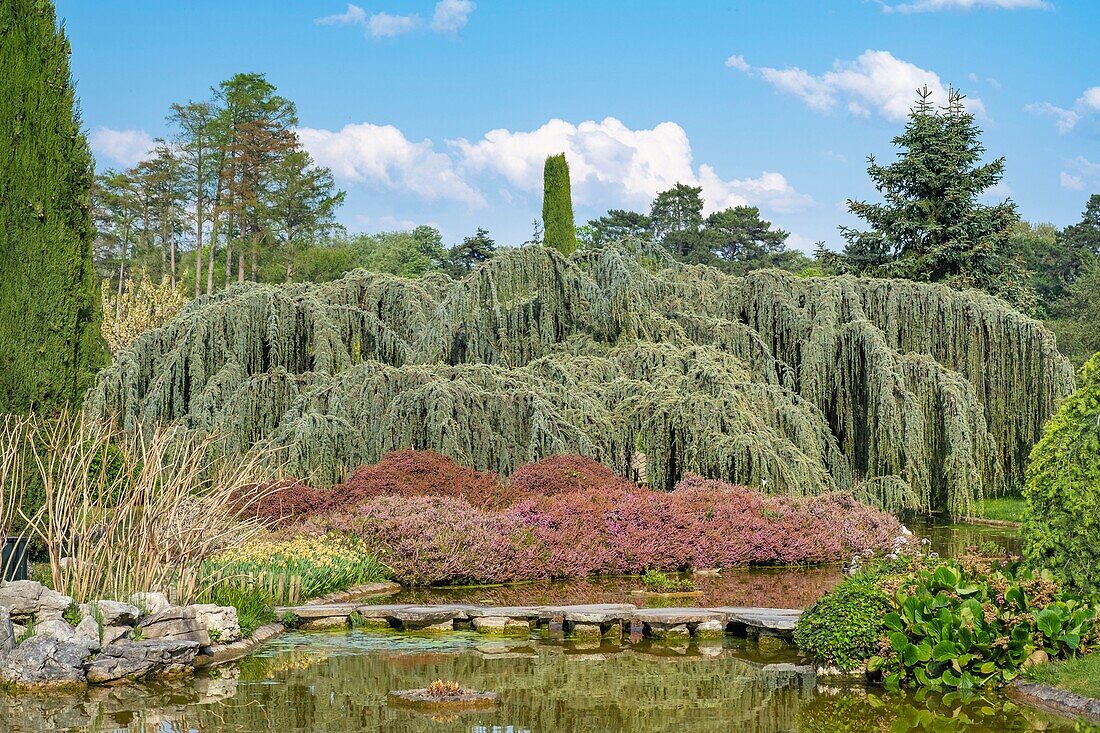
top-left (85, 243), bottom-right (1074, 517)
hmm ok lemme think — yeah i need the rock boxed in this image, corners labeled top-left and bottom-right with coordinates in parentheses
top-left (0, 581), bottom-right (73, 622)
top-left (191, 604), bottom-right (241, 644)
top-left (299, 616), bottom-right (348, 631)
top-left (138, 607), bottom-right (211, 646)
top-left (75, 617), bottom-right (101, 649)
top-left (36, 619), bottom-right (77, 642)
top-left (0, 608), bottom-right (15, 664)
top-left (0, 635), bottom-right (91, 688)
top-left (11, 623), bottom-right (25, 640)
top-left (86, 639), bottom-right (199, 684)
top-left (101, 625), bottom-right (131, 647)
top-left (1024, 649), bottom-right (1050, 668)
top-left (695, 619), bottom-right (726, 639)
top-left (82, 600), bottom-right (140, 627)
top-left (643, 622), bottom-right (691, 640)
top-left (130, 592), bottom-right (170, 616)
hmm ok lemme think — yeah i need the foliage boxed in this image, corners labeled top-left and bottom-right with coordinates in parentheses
top-left (197, 582), bottom-right (276, 637)
top-left (100, 271), bottom-right (191, 353)
top-left (88, 243), bottom-right (1074, 515)
top-left (868, 558), bottom-right (1099, 690)
top-left (93, 72), bottom-right (344, 297)
top-left (838, 87), bottom-right (1034, 313)
top-left (445, 227), bottom-right (497, 276)
top-left (0, 0), bottom-right (107, 412)
top-left (1047, 259), bottom-right (1100, 367)
top-left (205, 532), bottom-right (388, 604)
top-left (509, 454), bottom-right (635, 496)
top-left (1023, 353), bottom-right (1100, 594)
top-left (640, 569), bottom-right (695, 593)
top-left (581, 209), bottom-right (652, 249)
top-left (542, 154), bottom-right (577, 256)
top-left (310, 466), bottom-right (904, 585)
top-left (0, 412), bottom-right (275, 603)
top-left (794, 572), bottom-right (893, 672)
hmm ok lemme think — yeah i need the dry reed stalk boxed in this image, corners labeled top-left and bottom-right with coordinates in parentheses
top-left (5, 411), bottom-right (282, 604)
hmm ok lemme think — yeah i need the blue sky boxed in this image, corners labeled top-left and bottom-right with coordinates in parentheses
top-left (58, 0), bottom-right (1099, 251)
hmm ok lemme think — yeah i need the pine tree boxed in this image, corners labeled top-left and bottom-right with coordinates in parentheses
top-left (839, 86), bottom-right (1033, 312)
top-left (542, 153), bottom-right (577, 256)
top-left (0, 0), bottom-right (106, 412)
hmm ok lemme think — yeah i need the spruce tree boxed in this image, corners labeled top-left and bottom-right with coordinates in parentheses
top-left (839, 86), bottom-right (1034, 312)
top-left (0, 0), bottom-right (106, 412)
top-left (542, 153), bottom-right (577, 256)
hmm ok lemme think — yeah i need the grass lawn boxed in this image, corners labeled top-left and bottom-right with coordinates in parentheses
top-left (1024, 653), bottom-right (1100, 699)
top-left (974, 496), bottom-right (1027, 523)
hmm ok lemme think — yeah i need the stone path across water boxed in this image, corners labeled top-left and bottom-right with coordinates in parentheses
top-left (275, 602), bottom-right (802, 643)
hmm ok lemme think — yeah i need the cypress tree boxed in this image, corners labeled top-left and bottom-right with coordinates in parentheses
top-left (0, 0), bottom-right (106, 413)
top-left (542, 153), bottom-right (577, 256)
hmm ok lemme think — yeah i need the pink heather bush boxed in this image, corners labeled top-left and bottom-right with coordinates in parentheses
top-left (311, 464), bottom-right (904, 586)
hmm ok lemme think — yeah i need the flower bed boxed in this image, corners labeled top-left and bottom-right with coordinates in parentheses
top-left (300, 453), bottom-right (904, 586)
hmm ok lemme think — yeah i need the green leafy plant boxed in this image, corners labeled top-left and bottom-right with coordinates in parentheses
top-left (1023, 352), bottom-right (1100, 594)
top-left (640, 569), bottom-right (695, 593)
top-left (794, 573), bottom-right (893, 672)
top-left (868, 559), bottom-right (1098, 690)
top-left (62, 602), bottom-right (82, 626)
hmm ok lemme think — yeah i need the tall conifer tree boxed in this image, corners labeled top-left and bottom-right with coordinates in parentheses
top-left (0, 0), bottom-right (106, 412)
top-left (542, 153), bottom-right (577, 256)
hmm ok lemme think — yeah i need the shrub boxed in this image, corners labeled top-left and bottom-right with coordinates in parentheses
top-left (794, 573), bottom-right (892, 672)
top-left (801, 552), bottom-right (1100, 690)
top-left (316, 473), bottom-right (904, 585)
top-left (205, 532), bottom-right (389, 604)
top-left (508, 455), bottom-right (634, 496)
top-left (640, 570), bottom-right (695, 593)
top-left (1023, 352), bottom-right (1100, 594)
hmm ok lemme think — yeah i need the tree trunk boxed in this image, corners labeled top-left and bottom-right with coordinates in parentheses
top-left (206, 205), bottom-right (219, 295)
top-left (194, 196), bottom-right (204, 297)
top-left (237, 252), bottom-right (244, 283)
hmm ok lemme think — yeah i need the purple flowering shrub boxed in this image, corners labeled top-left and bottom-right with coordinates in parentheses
top-left (312, 461), bottom-right (904, 586)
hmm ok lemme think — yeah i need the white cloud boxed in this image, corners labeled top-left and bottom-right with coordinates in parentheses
top-left (724, 55), bottom-right (750, 73)
top-left (89, 127), bottom-right (156, 167)
top-left (315, 3), bottom-right (367, 25)
top-left (449, 117), bottom-right (814, 214)
top-left (733, 50), bottom-right (983, 121)
top-left (1027, 86), bottom-right (1100, 134)
top-left (316, 1), bottom-right (471, 38)
top-left (431, 0), bottom-right (475, 32)
top-left (1061, 157), bottom-right (1100, 190)
top-left (297, 123), bottom-right (485, 206)
top-left (878, 0), bottom-right (1050, 12)
top-left (1061, 171), bottom-right (1085, 190)
top-left (367, 11), bottom-right (420, 37)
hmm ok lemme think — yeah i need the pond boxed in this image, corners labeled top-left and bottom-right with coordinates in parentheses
top-left (1, 518), bottom-right (1047, 733)
top-left (0, 628), bottom-right (1074, 733)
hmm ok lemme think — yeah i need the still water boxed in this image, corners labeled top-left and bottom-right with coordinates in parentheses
top-left (0, 518), bottom-right (1062, 733)
top-left (0, 629), bottom-right (1074, 733)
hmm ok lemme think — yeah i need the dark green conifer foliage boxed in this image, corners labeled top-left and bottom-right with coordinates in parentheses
top-left (542, 154), bottom-right (577, 256)
top-left (0, 0), bottom-right (106, 412)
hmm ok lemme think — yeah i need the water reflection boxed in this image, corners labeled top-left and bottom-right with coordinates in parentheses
top-left (0, 629), bottom-right (1075, 733)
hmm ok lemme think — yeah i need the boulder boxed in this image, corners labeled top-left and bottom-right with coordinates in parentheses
top-left (86, 639), bottom-right (200, 684)
top-left (36, 619), bottom-right (77, 643)
top-left (0, 581), bottom-right (73, 622)
top-left (101, 625), bottom-right (132, 647)
top-left (75, 617), bottom-right (101, 649)
top-left (138, 606), bottom-right (211, 646)
top-left (191, 604), bottom-right (241, 644)
top-left (130, 592), bottom-right (170, 616)
top-left (82, 600), bottom-right (140, 626)
top-left (0, 608), bottom-right (15, 664)
top-left (0, 635), bottom-right (91, 688)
